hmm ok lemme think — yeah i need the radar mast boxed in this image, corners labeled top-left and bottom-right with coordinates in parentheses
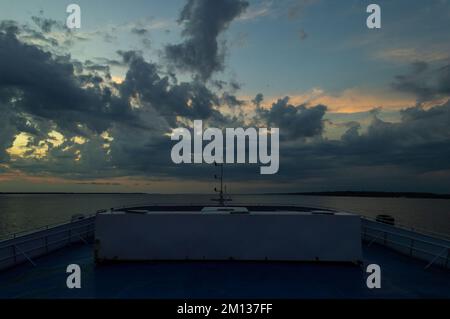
top-left (212, 162), bottom-right (231, 206)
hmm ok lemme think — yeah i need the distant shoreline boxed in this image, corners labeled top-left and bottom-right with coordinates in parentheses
top-left (273, 191), bottom-right (450, 199)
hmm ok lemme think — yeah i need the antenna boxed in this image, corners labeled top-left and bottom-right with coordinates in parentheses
top-left (212, 162), bottom-right (231, 206)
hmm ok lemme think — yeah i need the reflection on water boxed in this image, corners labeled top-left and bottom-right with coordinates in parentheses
top-left (0, 194), bottom-right (449, 237)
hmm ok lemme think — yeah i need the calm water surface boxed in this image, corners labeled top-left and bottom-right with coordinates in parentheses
top-left (0, 194), bottom-right (449, 237)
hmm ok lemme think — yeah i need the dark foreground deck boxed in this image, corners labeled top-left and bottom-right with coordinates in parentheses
top-left (0, 243), bottom-right (449, 299)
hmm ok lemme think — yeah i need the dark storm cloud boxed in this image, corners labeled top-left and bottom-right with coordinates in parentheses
top-left (0, 20), bottom-right (20, 35)
top-left (257, 96), bottom-right (327, 139)
top-left (4, 40), bottom-right (236, 179)
top-left (0, 31), bottom-right (140, 135)
top-left (0, 103), bottom-right (22, 160)
top-left (340, 121), bottom-right (361, 142)
top-left (165, 0), bottom-right (249, 80)
top-left (244, 100), bottom-right (449, 193)
top-left (0, 24), bottom-right (229, 180)
top-left (118, 50), bottom-right (225, 126)
top-left (230, 81), bottom-right (240, 90)
top-left (221, 92), bottom-right (245, 107)
top-left (392, 61), bottom-right (450, 103)
top-left (252, 93), bottom-right (264, 107)
top-left (302, 102), bottom-right (450, 173)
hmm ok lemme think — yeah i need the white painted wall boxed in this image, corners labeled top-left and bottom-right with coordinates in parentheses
top-left (95, 211), bottom-right (362, 263)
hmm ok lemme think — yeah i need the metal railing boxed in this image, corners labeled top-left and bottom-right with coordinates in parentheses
top-left (0, 213), bottom-right (96, 241)
top-left (361, 219), bottom-right (450, 270)
top-left (360, 215), bottom-right (450, 242)
top-left (0, 216), bottom-right (95, 271)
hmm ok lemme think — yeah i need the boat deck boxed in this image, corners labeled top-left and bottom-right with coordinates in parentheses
top-left (0, 242), bottom-right (449, 299)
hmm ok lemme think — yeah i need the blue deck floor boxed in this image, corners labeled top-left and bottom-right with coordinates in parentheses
top-left (0, 243), bottom-right (449, 299)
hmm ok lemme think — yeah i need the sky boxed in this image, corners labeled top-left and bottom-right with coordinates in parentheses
top-left (0, 0), bottom-right (450, 193)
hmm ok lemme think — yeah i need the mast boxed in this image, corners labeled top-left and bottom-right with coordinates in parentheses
top-left (212, 162), bottom-right (231, 206)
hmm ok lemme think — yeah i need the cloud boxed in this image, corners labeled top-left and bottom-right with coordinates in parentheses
top-left (118, 50), bottom-right (226, 126)
top-left (0, 23), bottom-right (242, 181)
top-left (392, 61), bottom-right (450, 103)
top-left (261, 87), bottom-right (415, 113)
top-left (0, 31), bottom-right (143, 136)
top-left (0, 20), bottom-right (20, 35)
top-left (31, 16), bottom-right (63, 33)
top-left (221, 92), bottom-right (245, 108)
top-left (265, 99), bottom-right (450, 192)
top-left (257, 96), bottom-right (327, 140)
top-left (238, 1), bottom-right (271, 21)
top-left (252, 93), bottom-right (264, 107)
top-left (336, 101), bottom-right (450, 171)
top-left (2, 6), bottom-right (450, 193)
top-left (165, 0), bottom-right (249, 80)
top-left (375, 47), bottom-right (450, 64)
top-left (0, 16), bottom-right (88, 53)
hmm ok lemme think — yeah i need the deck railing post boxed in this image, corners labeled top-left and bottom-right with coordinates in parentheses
top-left (45, 225), bottom-right (49, 253)
top-left (425, 247), bottom-right (448, 270)
top-left (14, 244), bottom-right (36, 267)
top-left (446, 249), bottom-right (449, 269)
top-left (410, 239), bottom-right (414, 257)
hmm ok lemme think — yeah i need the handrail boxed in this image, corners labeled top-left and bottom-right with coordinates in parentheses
top-left (0, 222), bottom-right (95, 248)
top-left (363, 225), bottom-right (450, 249)
top-left (362, 223), bottom-right (450, 269)
top-left (13, 244), bottom-right (36, 267)
top-left (0, 213), bottom-right (96, 241)
top-left (425, 247), bottom-right (448, 269)
top-left (360, 215), bottom-right (450, 242)
top-left (0, 228), bottom-right (94, 264)
top-left (363, 229), bottom-right (450, 254)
